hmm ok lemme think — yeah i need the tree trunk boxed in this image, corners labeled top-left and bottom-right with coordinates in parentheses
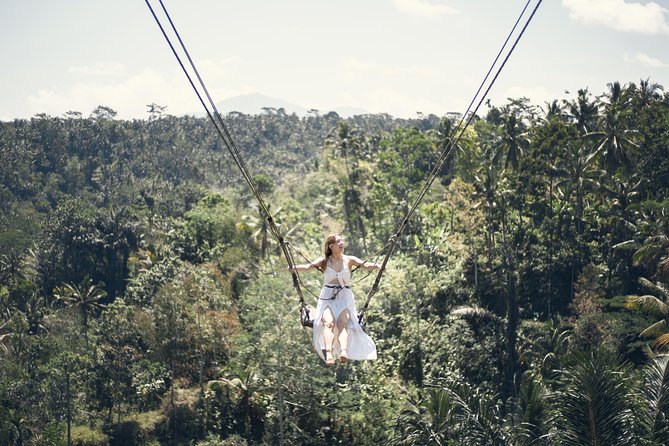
top-left (66, 370), bottom-right (72, 446)
top-left (505, 269), bottom-right (519, 398)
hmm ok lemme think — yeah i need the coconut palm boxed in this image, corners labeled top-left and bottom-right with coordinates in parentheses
top-left (634, 234), bottom-right (669, 285)
top-left (325, 121), bottom-right (372, 250)
top-left (24, 294), bottom-right (48, 335)
top-left (505, 371), bottom-right (552, 445)
top-left (556, 139), bottom-right (606, 234)
top-left (626, 277), bottom-right (669, 350)
top-left (633, 78), bottom-right (665, 111)
top-left (394, 388), bottom-right (453, 445)
top-left (637, 354), bottom-right (669, 445)
top-left (4, 408), bottom-right (32, 446)
top-left (241, 205), bottom-right (296, 261)
top-left (498, 105), bottom-right (531, 170)
top-left (443, 382), bottom-right (508, 445)
top-left (585, 82), bottom-right (638, 172)
top-left (209, 363), bottom-right (265, 441)
top-left (0, 320), bottom-right (12, 353)
top-left (565, 88), bottom-right (599, 135)
top-left (54, 277), bottom-right (106, 344)
top-left (552, 350), bottom-right (638, 445)
top-left (625, 234), bottom-right (669, 349)
top-left (542, 100), bottom-right (565, 121)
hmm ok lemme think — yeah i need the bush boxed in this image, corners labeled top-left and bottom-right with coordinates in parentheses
top-left (154, 404), bottom-right (205, 445)
top-left (104, 421), bottom-right (146, 446)
top-left (195, 433), bottom-right (248, 445)
top-left (71, 425), bottom-right (108, 446)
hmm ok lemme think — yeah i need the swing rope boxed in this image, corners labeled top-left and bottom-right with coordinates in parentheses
top-left (356, 0), bottom-right (544, 323)
top-left (145, 0), bottom-right (311, 324)
top-left (146, 0), bottom-right (543, 327)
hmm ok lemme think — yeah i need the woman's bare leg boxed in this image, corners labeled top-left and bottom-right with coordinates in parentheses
top-left (336, 309), bottom-right (351, 362)
top-left (322, 307), bottom-right (335, 365)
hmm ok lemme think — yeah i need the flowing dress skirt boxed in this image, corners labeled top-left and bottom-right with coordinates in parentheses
top-left (312, 285), bottom-right (377, 362)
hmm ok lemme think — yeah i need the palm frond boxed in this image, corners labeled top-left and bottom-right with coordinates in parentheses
top-left (638, 278), bottom-right (669, 299)
top-left (654, 334), bottom-right (669, 351)
top-left (639, 355), bottom-right (669, 444)
top-left (506, 371), bottom-right (551, 445)
top-left (554, 350), bottom-right (638, 446)
top-left (641, 320), bottom-right (669, 338)
top-left (625, 295), bottom-right (668, 317)
top-left (611, 240), bottom-right (637, 251)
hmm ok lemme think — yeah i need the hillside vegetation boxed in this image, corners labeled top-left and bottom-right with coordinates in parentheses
top-left (1, 81), bottom-right (669, 445)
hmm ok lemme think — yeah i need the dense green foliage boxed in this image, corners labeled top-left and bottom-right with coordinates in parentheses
top-left (1, 81), bottom-right (669, 445)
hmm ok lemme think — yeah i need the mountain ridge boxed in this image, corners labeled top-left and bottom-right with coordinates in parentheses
top-left (214, 92), bottom-right (369, 117)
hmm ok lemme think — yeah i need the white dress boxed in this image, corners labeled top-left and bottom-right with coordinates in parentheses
top-left (312, 263), bottom-right (377, 362)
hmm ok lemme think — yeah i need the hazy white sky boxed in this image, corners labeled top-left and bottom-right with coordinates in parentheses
top-left (1, 0), bottom-right (667, 120)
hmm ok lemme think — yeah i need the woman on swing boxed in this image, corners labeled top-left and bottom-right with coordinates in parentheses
top-left (289, 234), bottom-right (381, 366)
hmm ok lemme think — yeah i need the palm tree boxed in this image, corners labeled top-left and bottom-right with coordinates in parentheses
top-left (634, 234), bottom-right (669, 285)
top-left (97, 205), bottom-right (138, 300)
top-left (625, 277), bottom-right (669, 350)
top-left (633, 78), bottom-right (665, 111)
top-left (443, 382), bottom-right (508, 445)
top-left (429, 117), bottom-right (460, 180)
top-left (54, 277), bottom-right (106, 344)
top-left (209, 363), bottom-right (264, 441)
top-left (505, 371), bottom-right (551, 445)
top-left (4, 408), bottom-right (32, 446)
top-left (625, 234), bottom-right (669, 349)
top-left (0, 320), bottom-right (12, 353)
top-left (552, 350), bottom-right (638, 445)
top-left (325, 121), bottom-right (371, 250)
top-left (473, 143), bottom-right (510, 264)
top-left (498, 105), bottom-right (531, 170)
top-left (637, 354), bottom-right (669, 445)
top-left (556, 139), bottom-right (606, 234)
top-left (565, 88), bottom-right (599, 136)
top-left (394, 389), bottom-right (453, 445)
top-left (241, 205), bottom-right (295, 261)
top-left (542, 100), bottom-right (565, 121)
top-left (585, 82), bottom-right (638, 172)
top-left (24, 294), bottom-right (48, 335)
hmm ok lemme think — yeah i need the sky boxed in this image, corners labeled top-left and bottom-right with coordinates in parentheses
top-left (1, 0), bottom-right (668, 121)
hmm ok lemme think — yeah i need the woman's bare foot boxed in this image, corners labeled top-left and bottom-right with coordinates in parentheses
top-left (339, 349), bottom-right (348, 363)
top-left (325, 349), bottom-right (335, 366)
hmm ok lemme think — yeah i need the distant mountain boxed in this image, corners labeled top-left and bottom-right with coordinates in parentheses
top-left (214, 93), bottom-right (369, 117)
top-left (216, 93), bottom-right (307, 116)
top-left (331, 105), bottom-right (370, 117)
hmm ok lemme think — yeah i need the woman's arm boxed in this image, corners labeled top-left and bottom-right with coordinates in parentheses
top-left (288, 256), bottom-right (324, 273)
top-left (349, 256), bottom-right (382, 271)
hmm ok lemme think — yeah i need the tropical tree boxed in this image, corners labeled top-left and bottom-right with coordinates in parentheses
top-left (325, 121), bottom-right (372, 250)
top-left (49, 352), bottom-right (88, 446)
top-left (23, 294), bottom-right (48, 335)
top-left (585, 82), bottom-right (638, 172)
top-left (209, 362), bottom-right (265, 442)
top-left (2, 408), bottom-right (32, 446)
top-left (241, 205), bottom-right (287, 260)
top-left (505, 371), bottom-right (551, 445)
top-left (556, 138), bottom-right (605, 235)
top-left (53, 277), bottom-right (106, 344)
top-left (498, 101), bottom-right (533, 170)
top-left (632, 78), bottom-right (665, 112)
top-left (565, 88), bottom-right (598, 135)
top-left (637, 354), bottom-right (669, 445)
top-left (394, 388), bottom-right (453, 445)
top-left (626, 277), bottom-right (669, 350)
top-left (552, 350), bottom-right (638, 446)
top-left (0, 319), bottom-right (12, 353)
top-left (625, 233), bottom-right (669, 349)
top-left (95, 205), bottom-right (138, 301)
